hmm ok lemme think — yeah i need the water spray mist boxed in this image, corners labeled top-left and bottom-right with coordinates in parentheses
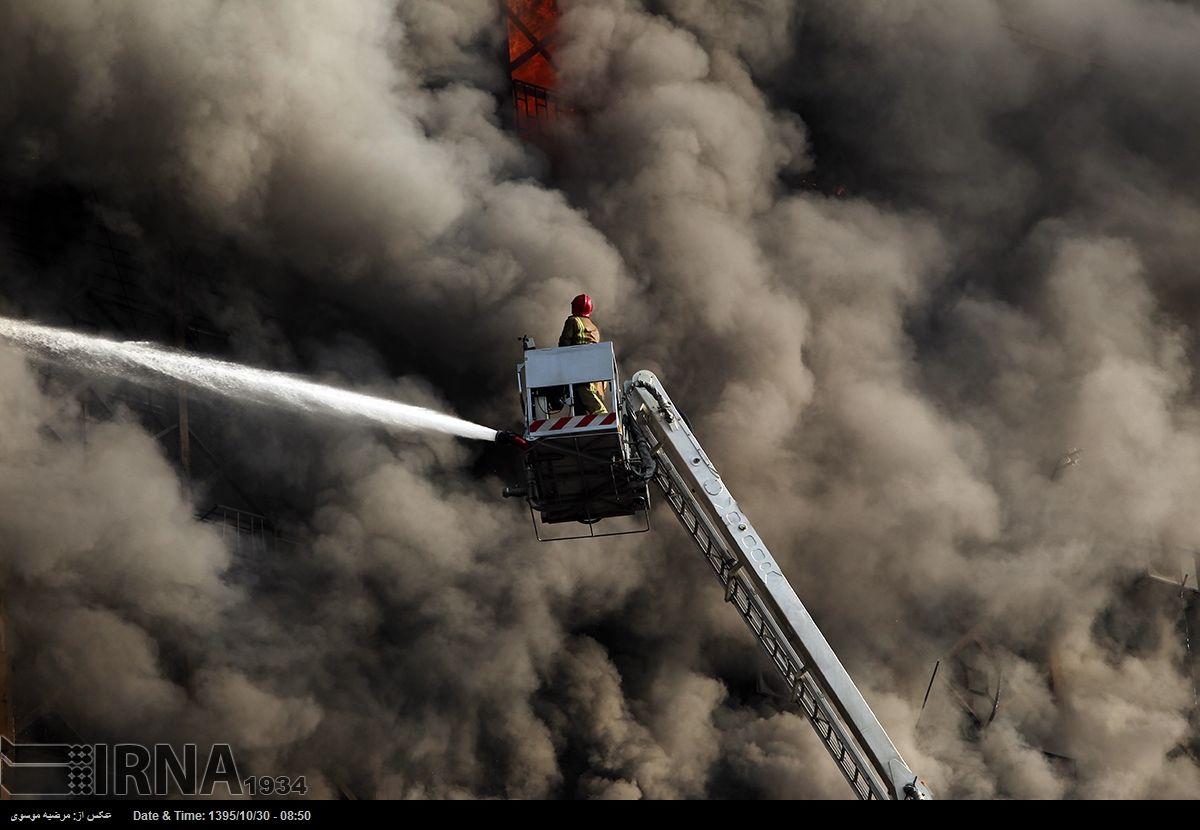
top-left (0, 316), bottom-right (498, 442)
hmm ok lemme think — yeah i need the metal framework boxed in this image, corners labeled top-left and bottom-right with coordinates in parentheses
top-left (524, 434), bottom-right (645, 519)
top-left (511, 80), bottom-right (560, 141)
top-left (2, 185), bottom-right (265, 515)
top-left (502, 1), bottom-right (562, 149)
top-left (625, 370), bottom-right (930, 800)
top-left (198, 505), bottom-right (274, 559)
top-left (651, 460), bottom-right (886, 798)
top-left (0, 182), bottom-right (290, 773)
top-left (513, 343), bottom-right (652, 537)
top-left (0, 599), bottom-right (12, 800)
top-left (503, 0), bottom-right (557, 89)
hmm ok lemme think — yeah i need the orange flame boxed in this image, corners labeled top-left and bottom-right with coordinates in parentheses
top-left (506, 0), bottom-right (558, 89)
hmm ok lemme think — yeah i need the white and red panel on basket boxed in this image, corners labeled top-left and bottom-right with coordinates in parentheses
top-left (528, 413), bottom-right (618, 435)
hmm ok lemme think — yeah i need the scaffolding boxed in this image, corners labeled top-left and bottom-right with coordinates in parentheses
top-left (512, 79), bottom-right (561, 144)
top-left (0, 598), bottom-right (13, 800)
top-left (2, 185), bottom-right (264, 510)
top-left (0, 629), bottom-right (8, 741)
top-left (196, 504), bottom-right (294, 560)
top-left (0, 182), bottom-right (289, 769)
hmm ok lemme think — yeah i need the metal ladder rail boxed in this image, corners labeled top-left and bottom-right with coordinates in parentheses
top-left (650, 453), bottom-right (885, 800)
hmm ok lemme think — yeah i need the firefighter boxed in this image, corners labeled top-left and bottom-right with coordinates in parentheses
top-left (558, 293), bottom-right (608, 414)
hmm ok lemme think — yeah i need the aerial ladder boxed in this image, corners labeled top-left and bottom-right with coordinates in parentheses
top-left (500, 342), bottom-right (931, 800)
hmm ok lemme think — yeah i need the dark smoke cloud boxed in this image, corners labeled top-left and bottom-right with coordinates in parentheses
top-left (1, 0), bottom-right (1198, 799)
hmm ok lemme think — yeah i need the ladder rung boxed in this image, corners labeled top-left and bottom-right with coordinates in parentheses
top-left (650, 461), bottom-right (891, 800)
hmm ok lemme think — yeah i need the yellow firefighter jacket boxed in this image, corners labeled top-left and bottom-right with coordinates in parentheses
top-left (557, 315), bottom-right (607, 413)
top-left (558, 315), bottom-right (601, 347)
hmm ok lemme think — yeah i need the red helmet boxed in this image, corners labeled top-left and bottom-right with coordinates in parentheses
top-left (571, 293), bottom-right (593, 317)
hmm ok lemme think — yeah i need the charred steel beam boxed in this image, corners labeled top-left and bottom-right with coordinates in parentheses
top-left (505, 6), bottom-right (555, 72)
top-left (509, 32), bottom-right (557, 74)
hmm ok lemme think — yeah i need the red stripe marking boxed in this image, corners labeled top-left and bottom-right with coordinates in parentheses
top-left (576, 414), bottom-right (596, 427)
top-left (530, 420), bottom-right (546, 432)
top-left (550, 417), bottom-right (572, 430)
top-left (601, 413), bottom-right (617, 425)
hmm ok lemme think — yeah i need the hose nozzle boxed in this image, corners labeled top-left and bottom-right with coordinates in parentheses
top-left (495, 430), bottom-right (530, 451)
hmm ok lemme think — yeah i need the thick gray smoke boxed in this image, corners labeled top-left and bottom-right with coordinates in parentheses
top-left (1, 0), bottom-right (1198, 799)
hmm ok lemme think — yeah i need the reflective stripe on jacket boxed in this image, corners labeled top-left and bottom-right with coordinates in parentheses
top-left (558, 315), bottom-right (600, 347)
